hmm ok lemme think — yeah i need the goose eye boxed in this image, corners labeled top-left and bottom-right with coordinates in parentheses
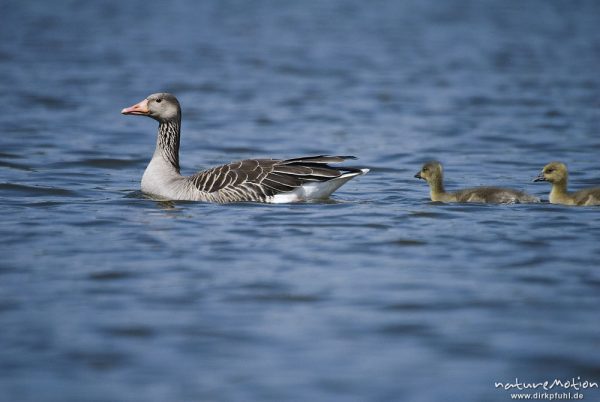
top-left (156, 98), bottom-right (162, 103)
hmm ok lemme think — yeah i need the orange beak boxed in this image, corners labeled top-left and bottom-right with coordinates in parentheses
top-left (121, 99), bottom-right (150, 115)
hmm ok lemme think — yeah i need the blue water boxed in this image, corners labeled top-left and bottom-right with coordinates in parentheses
top-left (1, 1), bottom-right (600, 401)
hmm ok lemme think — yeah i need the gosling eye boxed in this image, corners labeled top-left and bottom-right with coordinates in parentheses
top-left (155, 98), bottom-right (162, 104)
top-left (422, 167), bottom-right (428, 172)
top-left (546, 169), bottom-right (554, 174)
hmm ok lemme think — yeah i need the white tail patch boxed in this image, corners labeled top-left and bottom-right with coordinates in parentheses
top-left (271, 169), bottom-right (369, 203)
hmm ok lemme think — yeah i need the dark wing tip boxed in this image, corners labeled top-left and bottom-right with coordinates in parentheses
top-left (282, 155), bottom-right (358, 164)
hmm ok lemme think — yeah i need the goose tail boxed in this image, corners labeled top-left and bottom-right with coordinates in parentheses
top-left (271, 168), bottom-right (369, 203)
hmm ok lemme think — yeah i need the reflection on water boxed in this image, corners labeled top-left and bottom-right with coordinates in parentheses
top-left (1, 0), bottom-right (600, 401)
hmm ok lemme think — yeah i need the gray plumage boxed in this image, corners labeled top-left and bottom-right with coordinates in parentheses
top-left (188, 156), bottom-right (364, 203)
top-left (121, 93), bottom-right (368, 203)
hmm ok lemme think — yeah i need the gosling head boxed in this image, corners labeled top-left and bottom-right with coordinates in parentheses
top-left (414, 161), bottom-right (443, 184)
top-left (534, 162), bottom-right (568, 184)
top-left (121, 93), bottom-right (181, 123)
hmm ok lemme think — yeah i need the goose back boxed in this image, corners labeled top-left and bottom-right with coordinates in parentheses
top-left (189, 155), bottom-right (365, 203)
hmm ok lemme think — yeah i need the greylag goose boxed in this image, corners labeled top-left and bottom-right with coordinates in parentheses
top-left (534, 162), bottom-right (600, 206)
top-left (121, 93), bottom-right (368, 203)
top-left (415, 161), bottom-right (540, 203)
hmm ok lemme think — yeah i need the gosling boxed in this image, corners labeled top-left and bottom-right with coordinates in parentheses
top-left (415, 161), bottom-right (540, 204)
top-left (534, 162), bottom-right (600, 206)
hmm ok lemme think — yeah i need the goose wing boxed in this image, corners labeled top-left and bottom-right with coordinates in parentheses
top-left (190, 155), bottom-right (361, 202)
top-left (455, 187), bottom-right (539, 203)
top-left (574, 188), bottom-right (600, 205)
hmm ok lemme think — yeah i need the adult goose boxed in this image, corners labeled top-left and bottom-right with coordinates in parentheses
top-left (121, 93), bottom-right (368, 203)
top-left (534, 162), bottom-right (600, 206)
top-left (415, 161), bottom-right (539, 204)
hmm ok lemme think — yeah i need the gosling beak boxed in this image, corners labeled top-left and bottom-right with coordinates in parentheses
top-left (414, 172), bottom-right (423, 179)
top-left (121, 99), bottom-right (150, 115)
top-left (533, 172), bottom-right (546, 182)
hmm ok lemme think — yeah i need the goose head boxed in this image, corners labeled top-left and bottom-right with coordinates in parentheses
top-left (534, 161), bottom-right (568, 184)
top-left (415, 161), bottom-right (443, 184)
top-left (121, 93), bottom-right (180, 122)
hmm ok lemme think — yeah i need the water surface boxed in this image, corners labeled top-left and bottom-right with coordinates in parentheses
top-left (1, 1), bottom-right (600, 401)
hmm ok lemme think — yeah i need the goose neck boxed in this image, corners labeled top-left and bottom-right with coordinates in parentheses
top-left (429, 176), bottom-right (445, 198)
top-left (550, 179), bottom-right (569, 199)
top-left (156, 118), bottom-right (181, 173)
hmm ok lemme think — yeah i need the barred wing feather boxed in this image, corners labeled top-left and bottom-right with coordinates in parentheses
top-left (190, 155), bottom-right (363, 202)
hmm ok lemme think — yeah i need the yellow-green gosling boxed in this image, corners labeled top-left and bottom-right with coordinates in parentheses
top-left (415, 161), bottom-right (540, 204)
top-left (534, 162), bottom-right (600, 206)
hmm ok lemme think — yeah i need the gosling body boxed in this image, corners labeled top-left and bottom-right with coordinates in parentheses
top-left (534, 162), bottom-right (600, 206)
top-left (415, 161), bottom-right (540, 204)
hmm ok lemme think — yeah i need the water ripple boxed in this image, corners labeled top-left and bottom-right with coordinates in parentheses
top-left (0, 183), bottom-right (76, 197)
top-left (1, 1), bottom-right (600, 401)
